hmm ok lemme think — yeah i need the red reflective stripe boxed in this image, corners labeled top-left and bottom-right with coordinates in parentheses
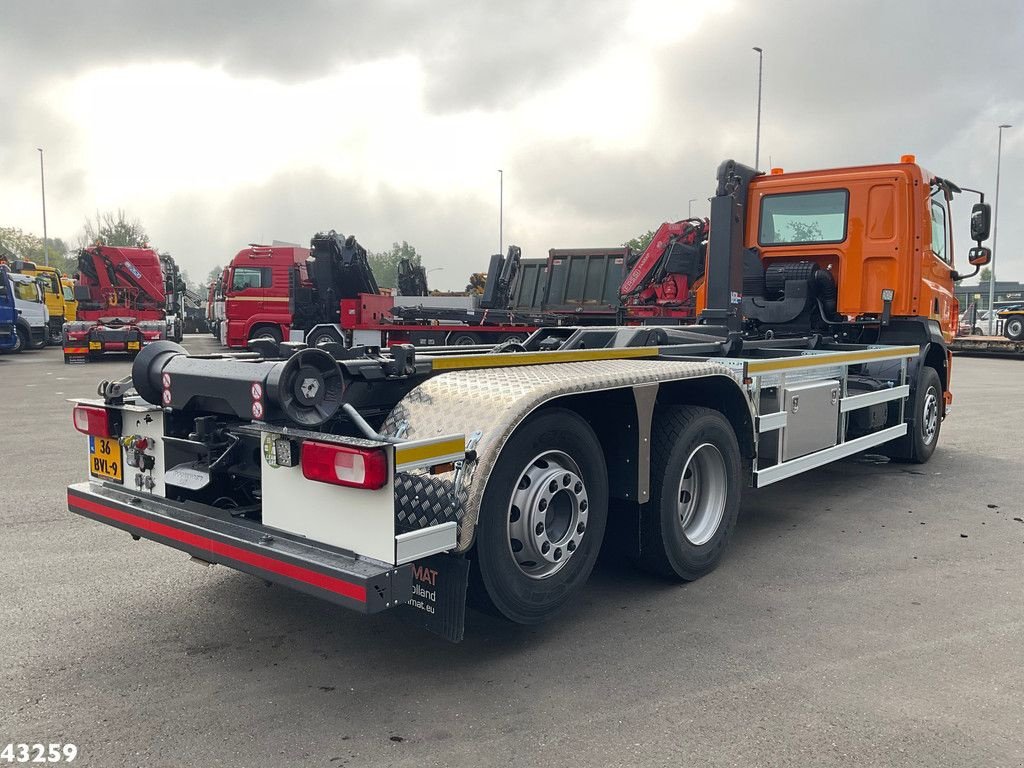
top-left (64, 347), bottom-right (88, 354)
top-left (68, 493), bottom-right (367, 603)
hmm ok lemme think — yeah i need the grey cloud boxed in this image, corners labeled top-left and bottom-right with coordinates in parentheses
top-left (148, 168), bottom-right (499, 289)
top-left (3, 0), bottom-right (1024, 281)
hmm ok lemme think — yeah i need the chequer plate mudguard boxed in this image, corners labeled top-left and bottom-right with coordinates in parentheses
top-left (383, 358), bottom-right (736, 551)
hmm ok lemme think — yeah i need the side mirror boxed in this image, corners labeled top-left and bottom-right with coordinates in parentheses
top-left (971, 203), bottom-right (992, 242)
top-left (968, 246), bottom-right (992, 266)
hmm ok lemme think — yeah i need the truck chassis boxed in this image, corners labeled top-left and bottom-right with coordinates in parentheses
top-left (68, 328), bottom-right (924, 640)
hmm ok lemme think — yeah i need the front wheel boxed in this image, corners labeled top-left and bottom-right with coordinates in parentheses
top-left (1005, 315), bottom-right (1024, 341)
top-left (638, 406), bottom-right (742, 580)
top-left (249, 325), bottom-right (282, 344)
top-left (907, 366), bottom-right (942, 463)
top-left (11, 326), bottom-right (26, 353)
top-left (471, 408), bottom-right (608, 624)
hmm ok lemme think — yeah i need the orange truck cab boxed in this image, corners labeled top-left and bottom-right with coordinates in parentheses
top-left (695, 157), bottom-right (991, 459)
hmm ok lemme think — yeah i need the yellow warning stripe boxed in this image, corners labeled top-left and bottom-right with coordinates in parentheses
top-left (745, 345), bottom-right (918, 374)
top-left (429, 346), bottom-right (658, 371)
top-left (394, 436), bottom-right (467, 468)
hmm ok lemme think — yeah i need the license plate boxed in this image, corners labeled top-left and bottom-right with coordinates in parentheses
top-left (89, 436), bottom-right (123, 483)
top-left (89, 341), bottom-right (101, 350)
top-left (127, 341), bottom-right (141, 350)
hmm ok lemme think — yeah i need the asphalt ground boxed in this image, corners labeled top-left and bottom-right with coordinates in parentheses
top-left (2, 336), bottom-right (1022, 767)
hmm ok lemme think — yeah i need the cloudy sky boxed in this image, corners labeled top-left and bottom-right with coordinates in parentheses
top-left (2, 0), bottom-right (1023, 289)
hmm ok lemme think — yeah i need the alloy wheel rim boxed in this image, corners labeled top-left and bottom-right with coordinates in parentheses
top-left (922, 388), bottom-right (939, 445)
top-left (676, 443), bottom-right (727, 546)
top-left (507, 450), bottom-right (589, 579)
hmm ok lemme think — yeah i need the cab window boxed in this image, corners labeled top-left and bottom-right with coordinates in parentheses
top-left (62, 285), bottom-right (75, 301)
top-left (14, 282), bottom-right (39, 301)
top-left (231, 267), bottom-right (271, 291)
top-left (759, 189), bottom-right (849, 245)
top-left (930, 200), bottom-right (948, 263)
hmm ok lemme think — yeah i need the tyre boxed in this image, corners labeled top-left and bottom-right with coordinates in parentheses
top-left (907, 366), bottom-right (943, 463)
top-left (11, 326), bottom-right (26, 354)
top-left (471, 408), bottom-right (608, 624)
top-left (448, 331), bottom-right (481, 346)
top-left (499, 332), bottom-right (527, 344)
top-left (30, 332), bottom-right (47, 349)
top-left (1005, 315), bottom-right (1024, 341)
top-left (638, 406), bottom-right (742, 580)
top-left (307, 327), bottom-right (342, 347)
top-left (249, 325), bottom-right (282, 344)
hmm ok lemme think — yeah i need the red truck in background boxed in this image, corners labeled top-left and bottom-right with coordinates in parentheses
top-left (63, 245), bottom-right (184, 363)
top-left (219, 245), bottom-right (310, 347)
top-left (219, 234), bottom-right (552, 349)
top-left (218, 224), bottom-right (711, 351)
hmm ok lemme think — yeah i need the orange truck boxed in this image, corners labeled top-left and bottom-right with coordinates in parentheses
top-left (66, 156), bottom-right (990, 641)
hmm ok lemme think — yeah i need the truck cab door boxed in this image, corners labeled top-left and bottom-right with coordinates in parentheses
top-left (229, 266), bottom-right (269, 316)
top-left (922, 196), bottom-right (957, 340)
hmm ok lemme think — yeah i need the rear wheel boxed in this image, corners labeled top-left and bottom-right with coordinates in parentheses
top-left (448, 331), bottom-right (481, 346)
top-left (471, 408), bottom-right (608, 624)
top-left (307, 327), bottom-right (343, 347)
top-left (1005, 315), bottom-right (1024, 341)
top-left (638, 406), bottom-right (742, 580)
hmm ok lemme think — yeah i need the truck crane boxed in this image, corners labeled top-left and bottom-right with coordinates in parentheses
top-left (63, 245), bottom-right (184, 363)
top-left (66, 155), bottom-right (991, 641)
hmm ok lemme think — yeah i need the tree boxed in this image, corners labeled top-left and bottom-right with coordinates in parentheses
top-left (368, 241), bottom-right (421, 289)
top-left (466, 272), bottom-right (487, 295)
top-left (979, 267), bottom-right (992, 283)
top-left (206, 265), bottom-right (224, 284)
top-left (0, 227), bottom-right (76, 274)
top-left (624, 230), bottom-right (656, 258)
top-left (79, 209), bottom-right (149, 248)
top-left (783, 221), bottom-right (823, 242)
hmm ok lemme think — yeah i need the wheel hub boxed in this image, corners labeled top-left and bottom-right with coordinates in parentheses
top-left (676, 443), bottom-right (727, 546)
top-left (507, 450), bottom-right (588, 579)
top-left (922, 389), bottom-right (939, 445)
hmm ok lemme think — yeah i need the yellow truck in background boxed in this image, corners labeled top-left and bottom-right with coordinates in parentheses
top-left (6, 260), bottom-right (74, 343)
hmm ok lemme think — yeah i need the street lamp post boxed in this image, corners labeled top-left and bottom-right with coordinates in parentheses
top-left (498, 169), bottom-right (503, 256)
top-left (37, 147), bottom-right (49, 267)
top-left (688, 198), bottom-right (697, 218)
top-left (989, 123), bottom-right (1011, 334)
top-left (752, 47), bottom-right (763, 170)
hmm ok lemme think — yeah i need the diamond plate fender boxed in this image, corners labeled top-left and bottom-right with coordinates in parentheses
top-left (382, 359), bottom-right (740, 551)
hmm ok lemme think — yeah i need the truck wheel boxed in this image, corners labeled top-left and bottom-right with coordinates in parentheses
top-left (250, 325), bottom-right (282, 344)
top-left (308, 327), bottom-right (342, 347)
top-left (11, 326), bottom-right (26, 354)
top-left (1005, 316), bottom-right (1024, 341)
top-left (906, 366), bottom-right (942, 463)
top-left (471, 408), bottom-right (608, 624)
top-left (638, 406), bottom-right (741, 580)
top-left (499, 332), bottom-right (527, 344)
top-left (448, 331), bottom-right (481, 346)
top-left (30, 334), bottom-right (47, 349)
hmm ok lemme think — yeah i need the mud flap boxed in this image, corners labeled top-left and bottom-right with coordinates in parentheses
top-left (396, 553), bottom-right (470, 642)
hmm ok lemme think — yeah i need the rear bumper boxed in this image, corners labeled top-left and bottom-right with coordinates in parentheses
top-left (67, 482), bottom-right (412, 613)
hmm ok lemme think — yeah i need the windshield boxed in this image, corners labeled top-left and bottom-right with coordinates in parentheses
top-left (759, 189), bottom-right (849, 245)
top-left (62, 285), bottom-right (75, 300)
top-left (14, 281), bottom-right (40, 302)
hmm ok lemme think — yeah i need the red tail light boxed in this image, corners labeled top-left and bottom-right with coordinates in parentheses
top-left (301, 441), bottom-right (388, 490)
top-left (73, 405), bottom-right (113, 437)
